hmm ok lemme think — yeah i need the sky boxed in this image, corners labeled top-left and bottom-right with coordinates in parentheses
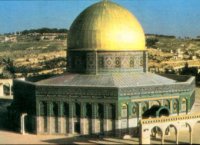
top-left (0, 0), bottom-right (200, 37)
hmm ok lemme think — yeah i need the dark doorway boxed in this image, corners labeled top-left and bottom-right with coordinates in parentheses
top-left (75, 103), bottom-right (81, 118)
top-left (25, 115), bottom-right (29, 133)
top-left (86, 104), bottom-right (92, 119)
top-left (24, 115), bottom-right (33, 134)
top-left (75, 122), bottom-right (80, 133)
top-left (158, 107), bottom-right (170, 117)
top-left (142, 105), bottom-right (170, 118)
top-left (98, 104), bottom-right (104, 119)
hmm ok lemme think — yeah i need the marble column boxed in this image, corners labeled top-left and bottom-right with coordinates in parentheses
top-left (92, 103), bottom-right (97, 134)
top-left (128, 103), bottom-right (133, 136)
top-left (115, 103), bottom-right (121, 137)
top-left (187, 98), bottom-right (190, 114)
top-left (176, 131), bottom-right (179, 144)
top-left (36, 116), bottom-right (40, 134)
top-left (80, 102), bottom-right (86, 135)
top-left (69, 102), bottom-right (74, 134)
top-left (58, 102), bottom-right (63, 134)
top-left (170, 100), bottom-right (173, 114)
top-left (104, 104), bottom-right (108, 135)
top-left (190, 129), bottom-right (193, 144)
top-left (177, 100), bottom-right (180, 115)
top-left (138, 102), bottom-right (142, 119)
top-left (47, 102), bottom-right (52, 134)
top-left (161, 134), bottom-right (164, 144)
top-left (20, 113), bottom-right (27, 135)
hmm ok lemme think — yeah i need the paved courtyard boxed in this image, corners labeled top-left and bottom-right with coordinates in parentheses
top-left (0, 87), bottom-right (200, 144)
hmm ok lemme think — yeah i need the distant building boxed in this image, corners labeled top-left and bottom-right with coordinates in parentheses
top-left (0, 78), bottom-right (25, 98)
top-left (4, 36), bottom-right (17, 42)
top-left (177, 48), bottom-right (184, 59)
top-left (40, 33), bottom-right (67, 41)
top-left (9, 1), bottom-right (195, 138)
top-left (192, 55), bottom-right (197, 60)
top-left (0, 79), bottom-right (12, 97)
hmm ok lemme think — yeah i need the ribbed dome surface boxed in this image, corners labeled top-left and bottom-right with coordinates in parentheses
top-left (68, 0), bottom-right (146, 51)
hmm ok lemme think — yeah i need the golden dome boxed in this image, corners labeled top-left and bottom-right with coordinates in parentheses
top-left (68, 0), bottom-right (146, 51)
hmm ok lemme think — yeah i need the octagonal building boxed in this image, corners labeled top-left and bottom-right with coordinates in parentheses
top-left (9, 0), bottom-right (195, 137)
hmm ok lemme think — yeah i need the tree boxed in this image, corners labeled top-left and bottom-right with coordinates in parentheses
top-left (1, 58), bottom-right (16, 78)
top-left (21, 28), bottom-right (68, 35)
top-left (180, 62), bottom-right (198, 76)
top-left (146, 38), bottom-right (159, 48)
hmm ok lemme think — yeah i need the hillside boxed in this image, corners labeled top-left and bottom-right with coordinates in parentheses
top-left (0, 30), bottom-right (67, 78)
top-left (147, 35), bottom-right (200, 73)
top-left (147, 35), bottom-right (200, 52)
top-left (0, 31), bottom-right (200, 80)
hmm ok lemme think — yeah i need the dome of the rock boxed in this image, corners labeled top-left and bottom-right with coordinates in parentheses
top-left (68, 0), bottom-right (146, 51)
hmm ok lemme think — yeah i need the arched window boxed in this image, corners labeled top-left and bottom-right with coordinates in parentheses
top-left (151, 126), bottom-right (163, 144)
top-left (157, 107), bottom-right (170, 117)
top-left (165, 124), bottom-right (178, 144)
top-left (164, 100), bottom-right (170, 109)
top-left (150, 101), bottom-right (160, 108)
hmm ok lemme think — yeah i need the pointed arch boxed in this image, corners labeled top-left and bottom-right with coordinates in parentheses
top-left (150, 126), bottom-right (163, 144)
top-left (164, 124), bottom-right (178, 144)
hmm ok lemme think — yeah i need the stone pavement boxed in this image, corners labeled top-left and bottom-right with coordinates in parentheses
top-left (0, 131), bottom-right (139, 144)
